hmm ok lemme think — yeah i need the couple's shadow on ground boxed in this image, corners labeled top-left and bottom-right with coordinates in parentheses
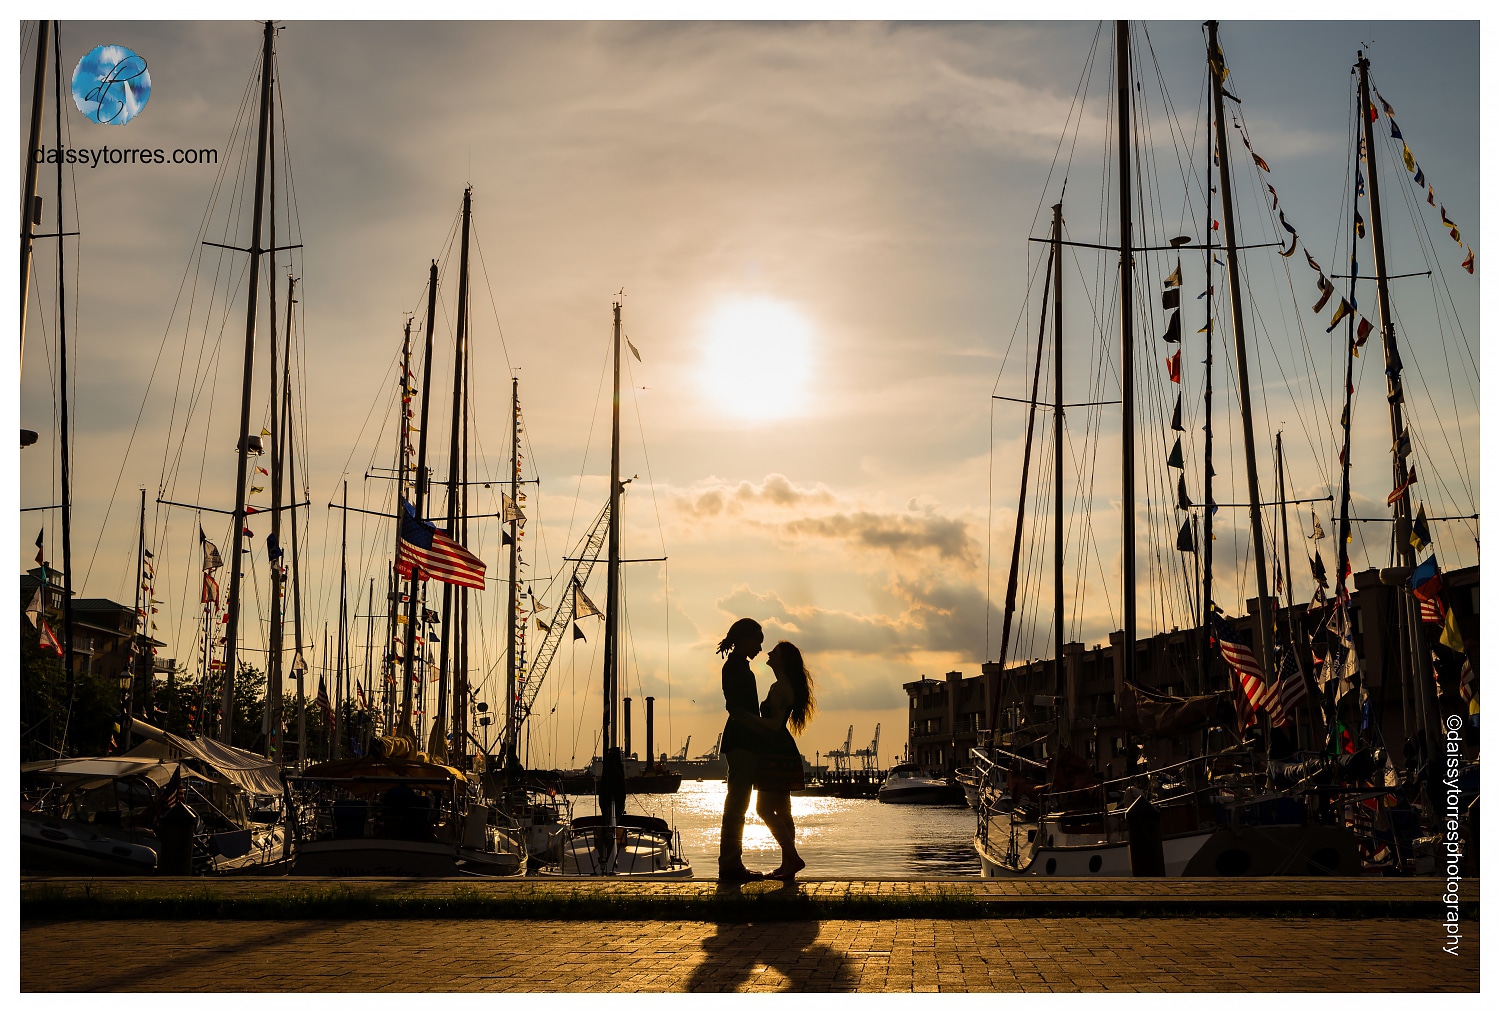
top-left (684, 881), bottom-right (858, 992)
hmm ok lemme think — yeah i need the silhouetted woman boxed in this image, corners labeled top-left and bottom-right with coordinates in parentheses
top-left (756, 640), bottom-right (815, 880)
top-left (716, 617), bottom-right (767, 881)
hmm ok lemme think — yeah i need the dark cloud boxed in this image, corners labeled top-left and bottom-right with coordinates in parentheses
top-left (783, 510), bottom-right (977, 565)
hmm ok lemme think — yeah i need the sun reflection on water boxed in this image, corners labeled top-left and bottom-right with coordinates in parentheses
top-left (572, 779), bottom-right (978, 878)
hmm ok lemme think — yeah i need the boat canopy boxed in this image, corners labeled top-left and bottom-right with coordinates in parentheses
top-left (123, 716), bottom-right (285, 796)
top-left (295, 755), bottom-right (467, 792)
top-left (21, 756), bottom-right (179, 791)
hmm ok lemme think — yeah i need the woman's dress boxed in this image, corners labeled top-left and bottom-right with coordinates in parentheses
top-left (754, 689), bottom-right (805, 791)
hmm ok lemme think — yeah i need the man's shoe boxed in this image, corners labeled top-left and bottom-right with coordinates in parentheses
top-left (718, 867), bottom-right (765, 884)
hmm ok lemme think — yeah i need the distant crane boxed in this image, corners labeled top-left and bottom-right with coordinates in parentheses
top-left (671, 736), bottom-right (692, 763)
top-left (853, 724), bottom-right (881, 772)
top-left (827, 725), bottom-right (855, 774)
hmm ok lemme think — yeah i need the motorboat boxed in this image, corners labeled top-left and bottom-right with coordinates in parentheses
top-left (877, 764), bottom-right (966, 805)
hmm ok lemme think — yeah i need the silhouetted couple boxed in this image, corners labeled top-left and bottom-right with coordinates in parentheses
top-left (716, 617), bottom-right (815, 883)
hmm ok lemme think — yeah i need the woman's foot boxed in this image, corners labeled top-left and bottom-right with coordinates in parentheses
top-left (769, 856), bottom-right (805, 881)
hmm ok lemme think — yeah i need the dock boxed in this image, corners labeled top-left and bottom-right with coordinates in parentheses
top-left (21, 876), bottom-right (1478, 991)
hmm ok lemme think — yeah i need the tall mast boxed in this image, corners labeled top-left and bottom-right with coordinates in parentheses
top-left (129, 487), bottom-right (147, 749)
top-left (55, 23), bottom-right (78, 728)
top-left (454, 338), bottom-right (471, 770)
top-left (389, 317), bottom-right (412, 733)
top-left (1276, 432), bottom-right (1293, 608)
top-left (435, 187), bottom-right (472, 760)
top-left (1356, 52), bottom-right (1432, 741)
top-left (266, 87), bottom-right (283, 762)
top-left (1200, 46), bottom-right (1217, 693)
top-left (506, 376), bottom-right (520, 763)
top-left (1051, 203), bottom-right (1066, 742)
top-left (335, 479), bottom-right (348, 759)
top-left (282, 274), bottom-right (305, 769)
top-left (20, 19), bottom-right (49, 373)
top-left (364, 578), bottom-right (374, 733)
top-left (1208, 20), bottom-right (1275, 683)
top-left (1116, 20), bottom-right (1137, 690)
top-left (604, 300), bottom-right (624, 753)
top-left (402, 261), bottom-right (439, 740)
top-left (221, 20), bottom-right (275, 744)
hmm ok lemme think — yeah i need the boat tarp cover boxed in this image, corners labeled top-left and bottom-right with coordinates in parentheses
top-left (297, 755), bottom-right (467, 791)
top-left (1118, 681), bottom-right (1228, 738)
top-left (21, 756), bottom-right (178, 787)
top-left (124, 716), bottom-right (284, 796)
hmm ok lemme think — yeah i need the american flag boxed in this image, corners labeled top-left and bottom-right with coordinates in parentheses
top-left (395, 501), bottom-right (486, 591)
top-left (1211, 614), bottom-right (1268, 712)
top-left (1419, 596), bottom-right (1445, 625)
top-left (1266, 649), bottom-right (1309, 727)
top-left (316, 676), bottom-right (333, 725)
top-left (162, 765), bottom-right (186, 811)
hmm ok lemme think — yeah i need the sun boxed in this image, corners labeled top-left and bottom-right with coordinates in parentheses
top-left (699, 296), bottom-right (815, 422)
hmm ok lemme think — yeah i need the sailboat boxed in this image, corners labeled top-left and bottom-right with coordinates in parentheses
top-left (538, 300), bottom-right (692, 878)
top-left (289, 187), bottom-right (527, 877)
top-left (970, 21), bottom-right (1381, 878)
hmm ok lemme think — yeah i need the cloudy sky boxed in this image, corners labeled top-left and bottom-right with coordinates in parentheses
top-left (16, 18), bottom-right (1479, 769)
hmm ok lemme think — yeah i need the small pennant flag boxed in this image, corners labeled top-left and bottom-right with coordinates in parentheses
top-left (1376, 91), bottom-right (1395, 117)
top-left (1354, 211), bottom-right (1365, 239)
top-left (1327, 297), bottom-right (1353, 333)
top-left (1170, 393), bottom-right (1183, 432)
top-left (573, 623), bottom-right (586, 642)
top-left (34, 529), bottom-right (45, 567)
top-left (1252, 151), bottom-right (1270, 173)
top-left (1166, 349), bottom-right (1182, 384)
top-left (1402, 143), bottom-right (1415, 174)
top-left (1166, 437), bottom-right (1184, 469)
top-left (1413, 165), bottom-right (1424, 187)
top-left (1410, 502), bottom-right (1431, 552)
top-left (1161, 309), bottom-right (1181, 343)
top-left (1164, 261), bottom-right (1182, 287)
top-left (1162, 287), bottom-right (1180, 310)
top-left (1355, 317), bottom-right (1373, 347)
top-left (1312, 275), bottom-right (1334, 313)
top-left (626, 337), bottom-right (642, 362)
top-left (1462, 248), bottom-right (1474, 274)
top-left (39, 620), bottom-right (64, 657)
top-left (1177, 474), bottom-right (1192, 512)
top-left (1427, 185), bottom-right (1436, 207)
top-left (1309, 513), bottom-right (1326, 541)
top-left (1176, 518), bottom-right (1196, 553)
top-left (1387, 465), bottom-right (1417, 506)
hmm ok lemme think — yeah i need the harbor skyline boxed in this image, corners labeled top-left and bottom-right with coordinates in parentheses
top-left (17, 18), bottom-right (1479, 770)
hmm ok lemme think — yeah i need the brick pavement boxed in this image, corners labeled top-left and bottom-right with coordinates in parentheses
top-left (21, 916), bottom-right (1479, 991)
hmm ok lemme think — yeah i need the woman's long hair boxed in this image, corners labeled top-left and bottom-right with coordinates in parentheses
top-left (769, 641), bottom-right (815, 734)
top-left (716, 617), bottom-right (763, 657)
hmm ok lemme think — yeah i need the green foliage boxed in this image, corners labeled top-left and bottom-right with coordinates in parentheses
top-left (20, 635), bottom-right (131, 761)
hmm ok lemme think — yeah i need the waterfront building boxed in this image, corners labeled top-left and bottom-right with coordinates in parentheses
top-left (905, 565), bottom-right (1478, 778)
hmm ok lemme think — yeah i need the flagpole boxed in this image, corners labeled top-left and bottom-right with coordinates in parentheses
top-left (1052, 201), bottom-right (1067, 748)
top-left (221, 21), bottom-right (276, 745)
top-left (602, 297), bottom-right (625, 822)
top-left (1356, 51), bottom-right (1433, 747)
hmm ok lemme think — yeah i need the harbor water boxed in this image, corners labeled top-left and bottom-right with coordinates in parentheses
top-left (571, 779), bottom-right (980, 878)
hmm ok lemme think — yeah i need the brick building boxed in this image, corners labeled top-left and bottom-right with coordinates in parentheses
top-left (905, 565), bottom-right (1479, 777)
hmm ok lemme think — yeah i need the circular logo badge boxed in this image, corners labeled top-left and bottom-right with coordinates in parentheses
top-left (72, 45), bottom-right (151, 125)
